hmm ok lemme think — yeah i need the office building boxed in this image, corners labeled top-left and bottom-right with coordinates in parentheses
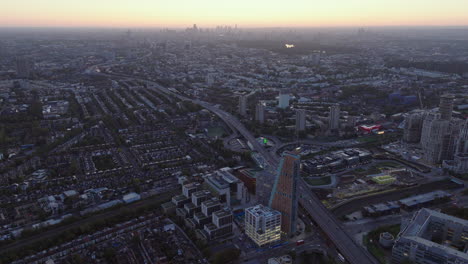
top-left (201, 199), bottom-right (221, 217)
top-left (255, 103), bottom-right (265, 124)
top-left (329, 104), bottom-right (340, 130)
top-left (245, 205), bottom-right (281, 247)
top-left (182, 182), bottom-right (199, 198)
top-left (295, 109), bottom-right (306, 132)
top-left (204, 169), bottom-right (246, 206)
top-left (204, 209), bottom-right (233, 240)
top-left (191, 190), bottom-right (210, 207)
top-left (278, 92), bottom-right (290, 109)
top-left (439, 94), bottom-right (455, 121)
top-left (172, 194), bottom-right (190, 208)
top-left (269, 152), bottom-right (300, 235)
top-left (169, 181), bottom-right (234, 242)
top-left (239, 95), bottom-right (247, 116)
top-left (392, 208), bottom-right (468, 264)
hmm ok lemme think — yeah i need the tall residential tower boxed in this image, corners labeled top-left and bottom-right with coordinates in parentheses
top-left (239, 95), bottom-right (247, 116)
top-left (329, 104), bottom-right (340, 130)
top-left (255, 103), bottom-right (265, 124)
top-left (269, 151), bottom-right (300, 235)
top-left (295, 109), bottom-right (306, 132)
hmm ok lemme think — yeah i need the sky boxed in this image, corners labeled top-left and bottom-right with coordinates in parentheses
top-left (1, 0), bottom-right (467, 28)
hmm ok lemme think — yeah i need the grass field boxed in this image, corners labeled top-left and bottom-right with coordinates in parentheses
top-left (363, 224), bottom-right (400, 264)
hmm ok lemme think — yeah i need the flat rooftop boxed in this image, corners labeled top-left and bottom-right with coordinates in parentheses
top-left (246, 204), bottom-right (281, 218)
top-left (398, 208), bottom-right (468, 258)
top-left (399, 190), bottom-right (451, 207)
top-left (202, 200), bottom-right (220, 208)
top-left (213, 210), bottom-right (232, 218)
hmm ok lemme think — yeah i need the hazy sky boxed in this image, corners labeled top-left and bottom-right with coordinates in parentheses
top-left (1, 0), bottom-right (467, 28)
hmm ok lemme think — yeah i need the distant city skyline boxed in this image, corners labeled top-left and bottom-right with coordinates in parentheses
top-left (1, 0), bottom-right (468, 28)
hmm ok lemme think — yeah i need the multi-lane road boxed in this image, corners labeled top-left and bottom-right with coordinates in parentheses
top-left (88, 65), bottom-right (377, 264)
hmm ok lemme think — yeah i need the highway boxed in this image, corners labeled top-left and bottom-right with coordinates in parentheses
top-left (87, 65), bottom-right (377, 264)
top-left (298, 179), bottom-right (376, 264)
top-left (195, 102), bottom-right (377, 264)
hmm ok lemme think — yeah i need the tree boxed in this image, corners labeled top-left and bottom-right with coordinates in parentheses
top-left (212, 248), bottom-right (241, 264)
top-left (103, 247), bottom-right (116, 263)
top-left (28, 100), bottom-right (43, 120)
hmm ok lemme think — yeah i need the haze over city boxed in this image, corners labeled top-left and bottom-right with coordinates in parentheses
top-left (1, 0), bottom-right (468, 28)
top-left (0, 1), bottom-right (468, 264)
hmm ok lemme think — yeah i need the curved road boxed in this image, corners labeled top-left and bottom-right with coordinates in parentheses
top-left (88, 65), bottom-right (377, 264)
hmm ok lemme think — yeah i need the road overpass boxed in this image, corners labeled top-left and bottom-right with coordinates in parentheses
top-left (87, 66), bottom-right (376, 264)
top-left (203, 105), bottom-right (377, 263)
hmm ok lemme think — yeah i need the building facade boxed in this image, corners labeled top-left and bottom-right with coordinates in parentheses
top-left (239, 95), bottom-right (247, 116)
top-left (295, 109), bottom-right (306, 132)
top-left (278, 92), bottom-right (290, 109)
top-left (329, 104), bottom-right (340, 130)
top-left (245, 205), bottom-right (281, 247)
top-left (439, 94), bottom-right (455, 121)
top-left (255, 103), bottom-right (265, 124)
top-left (403, 112), bottom-right (425, 143)
top-left (392, 208), bottom-right (468, 264)
top-left (269, 152), bottom-right (300, 235)
top-left (444, 119), bottom-right (468, 174)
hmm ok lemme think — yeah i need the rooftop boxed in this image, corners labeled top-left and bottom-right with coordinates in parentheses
top-left (397, 208), bottom-right (468, 258)
top-left (398, 190), bottom-right (451, 207)
top-left (245, 204), bottom-right (281, 218)
top-left (213, 210), bottom-right (232, 218)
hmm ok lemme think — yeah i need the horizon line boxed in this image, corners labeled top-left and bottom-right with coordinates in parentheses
top-left (1, 24), bottom-right (468, 30)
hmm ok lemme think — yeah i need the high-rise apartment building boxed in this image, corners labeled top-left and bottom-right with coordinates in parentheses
top-left (278, 92), bottom-right (290, 109)
top-left (439, 94), bottom-right (455, 121)
top-left (245, 205), bottom-right (281, 247)
top-left (269, 151), bottom-right (300, 235)
top-left (403, 112), bottom-right (425, 143)
top-left (255, 103), bottom-right (265, 124)
top-left (295, 109), bottom-right (306, 132)
top-left (420, 95), bottom-right (461, 165)
top-left (444, 119), bottom-right (468, 174)
top-left (329, 104), bottom-right (340, 130)
top-left (420, 112), bottom-right (451, 164)
top-left (239, 95), bottom-right (247, 116)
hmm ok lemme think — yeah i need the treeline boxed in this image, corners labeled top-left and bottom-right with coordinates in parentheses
top-left (339, 85), bottom-right (388, 100)
top-left (236, 40), bottom-right (359, 55)
top-left (386, 60), bottom-right (468, 75)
